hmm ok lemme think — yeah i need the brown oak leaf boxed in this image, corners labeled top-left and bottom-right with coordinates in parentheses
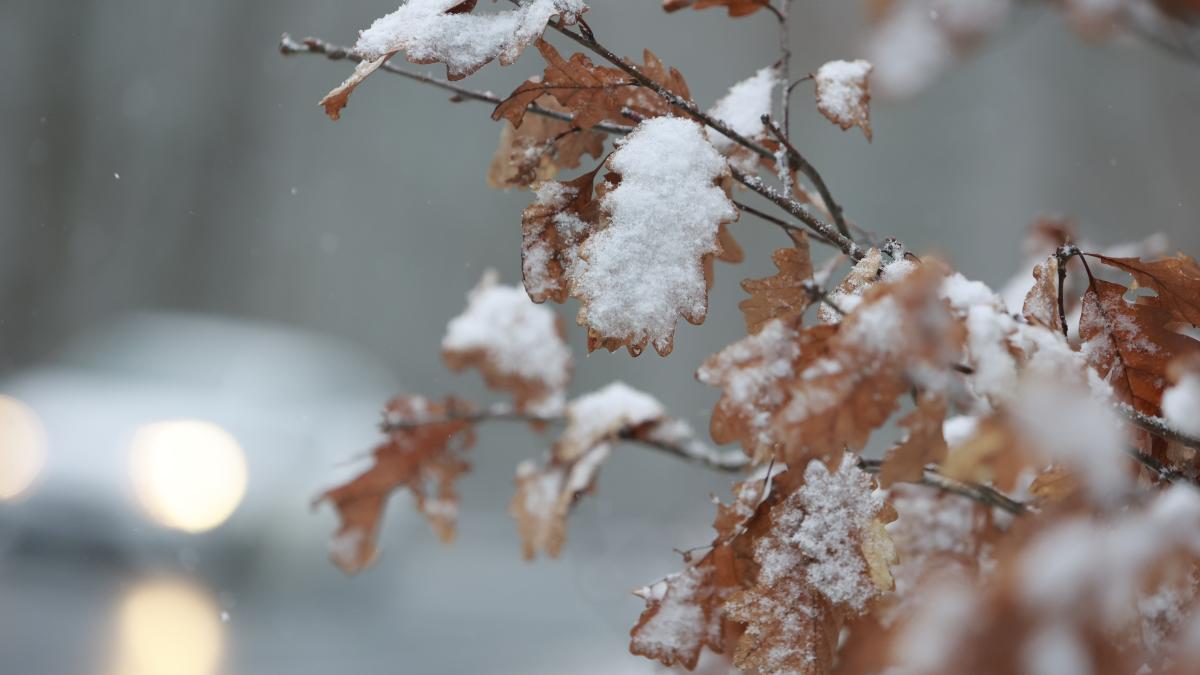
top-left (1091, 253), bottom-right (1200, 327)
top-left (493, 40), bottom-right (634, 130)
top-left (520, 167), bottom-right (604, 303)
top-left (662, 0), bottom-right (770, 17)
top-left (879, 395), bottom-right (948, 487)
top-left (1022, 254), bottom-right (1063, 334)
top-left (316, 395), bottom-right (476, 573)
top-left (814, 59), bottom-right (874, 141)
top-left (487, 97), bottom-right (605, 189)
top-left (738, 230), bottom-right (813, 334)
top-left (1079, 272), bottom-right (1200, 415)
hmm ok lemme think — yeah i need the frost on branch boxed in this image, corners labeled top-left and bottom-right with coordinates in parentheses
top-left (442, 270), bottom-right (572, 416)
top-left (814, 59), bottom-right (874, 141)
top-left (571, 117), bottom-right (738, 356)
top-left (317, 396), bottom-right (476, 573)
top-left (510, 382), bottom-right (676, 558)
top-left (320, 0), bottom-right (586, 118)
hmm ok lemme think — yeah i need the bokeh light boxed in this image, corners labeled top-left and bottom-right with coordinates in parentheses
top-left (112, 577), bottom-right (223, 675)
top-left (0, 394), bottom-right (47, 501)
top-left (129, 420), bottom-right (247, 533)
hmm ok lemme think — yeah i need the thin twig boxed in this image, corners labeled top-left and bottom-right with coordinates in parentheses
top-left (764, 114), bottom-right (850, 238)
top-left (734, 200), bottom-right (836, 247)
top-left (279, 33), bottom-right (637, 136)
top-left (776, 0), bottom-right (793, 133)
top-left (1125, 446), bottom-right (1192, 485)
top-left (381, 402), bottom-right (749, 473)
top-left (857, 458), bottom-right (1027, 515)
top-left (731, 167), bottom-right (864, 259)
top-left (1119, 403), bottom-right (1200, 454)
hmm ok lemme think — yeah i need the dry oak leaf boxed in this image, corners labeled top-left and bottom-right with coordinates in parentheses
top-left (1079, 273), bottom-right (1200, 416)
top-left (1091, 252), bottom-right (1200, 328)
top-left (442, 270), bottom-right (573, 416)
top-left (493, 40), bottom-right (633, 130)
top-left (814, 59), bottom-right (874, 141)
top-left (663, 0), bottom-right (771, 17)
top-left (320, 0), bottom-right (585, 119)
top-left (738, 229), bottom-right (814, 334)
top-left (879, 394), bottom-right (948, 487)
top-left (487, 97), bottom-right (605, 189)
top-left (571, 117), bottom-right (738, 356)
top-left (520, 167), bottom-right (604, 303)
top-left (511, 382), bottom-right (664, 559)
top-left (317, 395), bottom-right (476, 573)
top-left (725, 455), bottom-right (897, 675)
top-left (1022, 253), bottom-right (1064, 334)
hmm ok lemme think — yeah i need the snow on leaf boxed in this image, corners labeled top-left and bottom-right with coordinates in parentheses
top-left (321, 0), bottom-right (586, 119)
top-left (725, 454), bottom-right (896, 674)
top-left (520, 168), bottom-right (603, 304)
top-left (630, 563), bottom-right (723, 670)
top-left (487, 97), bottom-right (605, 189)
top-left (814, 59), bottom-right (874, 141)
top-left (1079, 273), bottom-right (1200, 416)
top-left (511, 382), bottom-right (666, 558)
top-left (1164, 356), bottom-right (1200, 437)
top-left (571, 116), bottom-right (738, 356)
top-left (737, 230), bottom-right (814, 335)
top-left (662, 0), bottom-right (771, 17)
top-left (707, 66), bottom-right (779, 156)
top-left (442, 270), bottom-right (573, 416)
top-left (317, 395), bottom-right (476, 573)
top-left (879, 394), bottom-right (948, 487)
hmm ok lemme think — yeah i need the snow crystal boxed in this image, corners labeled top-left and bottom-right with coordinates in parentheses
top-left (557, 382), bottom-right (664, 460)
top-left (814, 60), bottom-right (872, 126)
top-left (572, 117), bottom-right (737, 353)
top-left (442, 270), bottom-right (571, 415)
top-left (354, 0), bottom-right (586, 78)
top-left (758, 454), bottom-right (885, 610)
top-left (1163, 374), bottom-right (1200, 436)
top-left (707, 67), bottom-right (779, 153)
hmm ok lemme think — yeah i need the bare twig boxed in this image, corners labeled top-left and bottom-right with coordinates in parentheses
top-left (764, 114), bottom-right (850, 238)
top-left (775, 0), bottom-right (793, 133)
top-left (734, 200), bottom-right (836, 247)
top-left (857, 458), bottom-right (1027, 515)
top-left (731, 167), bottom-right (864, 259)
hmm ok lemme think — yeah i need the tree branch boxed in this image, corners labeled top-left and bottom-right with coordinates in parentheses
top-left (731, 167), bottom-right (864, 259)
top-left (1118, 402), bottom-right (1200, 454)
top-left (764, 114), bottom-right (850, 238)
top-left (857, 458), bottom-right (1027, 515)
top-left (279, 33), bottom-right (637, 136)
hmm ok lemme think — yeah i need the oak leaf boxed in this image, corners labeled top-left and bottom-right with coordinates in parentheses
top-left (1091, 253), bottom-right (1200, 327)
top-left (520, 167), bottom-right (603, 303)
top-left (316, 395), bottom-right (476, 573)
top-left (487, 97), bottom-right (605, 189)
top-left (879, 395), bottom-right (948, 487)
top-left (442, 270), bottom-right (573, 416)
top-left (814, 59), bottom-right (874, 141)
top-left (737, 230), bottom-right (813, 334)
top-left (662, 0), bottom-right (770, 17)
top-left (1022, 254), bottom-right (1063, 334)
top-left (321, 0), bottom-right (585, 119)
top-left (1079, 274), bottom-right (1200, 415)
top-left (493, 40), bottom-right (633, 130)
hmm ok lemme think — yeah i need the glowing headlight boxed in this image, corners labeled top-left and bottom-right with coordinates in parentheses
top-left (130, 420), bottom-right (247, 533)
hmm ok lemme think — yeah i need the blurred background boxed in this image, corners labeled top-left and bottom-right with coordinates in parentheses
top-left (1, 0), bottom-right (1198, 673)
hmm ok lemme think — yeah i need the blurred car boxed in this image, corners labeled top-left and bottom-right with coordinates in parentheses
top-left (0, 311), bottom-right (400, 562)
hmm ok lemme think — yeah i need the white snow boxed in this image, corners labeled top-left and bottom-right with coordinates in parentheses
top-left (629, 565), bottom-right (716, 663)
top-left (707, 67), bottom-right (779, 153)
top-left (354, 0), bottom-right (586, 78)
top-left (556, 382), bottom-right (664, 460)
top-left (572, 117), bottom-right (737, 354)
top-left (1163, 374), bottom-right (1200, 436)
top-left (443, 270), bottom-right (571, 415)
top-left (815, 60), bottom-right (872, 123)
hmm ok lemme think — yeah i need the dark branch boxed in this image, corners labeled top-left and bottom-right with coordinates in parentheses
top-left (731, 167), bottom-right (864, 259)
top-left (764, 114), bottom-right (850, 238)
